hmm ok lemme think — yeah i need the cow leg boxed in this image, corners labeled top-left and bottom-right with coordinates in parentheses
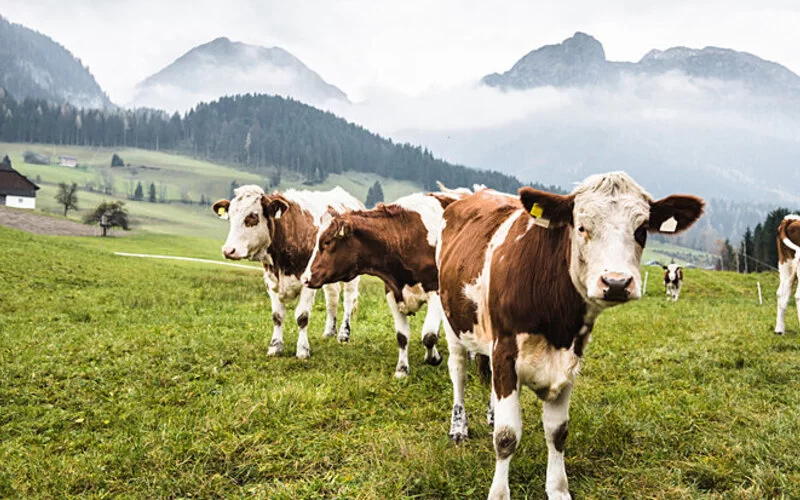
top-left (487, 389), bottom-right (497, 427)
top-left (386, 292), bottom-right (410, 378)
top-left (543, 384), bottom-right (573, 500)
top-left (421, 292), bottom-right (443, 366)
top-left (794, 262), bottom-right (800, 328)
top-left (294, 287), bottom-right (316, 359)
top-left (665, 284), bottom-right (671, 301)
top-left (339, 277), bottom-right (360, 343)
top-left (488, 337), bottom-right (521, 500)
top-left (775, 261), bottom-right (795, 334)
top-left (444, 320), bottom-right (469, 442)
top-left (267, 289), bottom-right (285, 357)
top-left (321, 282), bottom-right (340, 338)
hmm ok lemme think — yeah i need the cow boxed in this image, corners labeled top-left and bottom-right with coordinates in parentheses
top-left (212, 185), bottom-right (364, 359)
top-left (436, 172), bottom-right (704, 500)
top-left (775, 214), bottom-right (800, 335)
top-left (301, 191), bottom-right (464, 378)
top-left (663, 263), bottom-right (683, 301)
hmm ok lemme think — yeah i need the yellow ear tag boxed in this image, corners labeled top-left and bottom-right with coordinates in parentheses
top-left (529, 203), bottom-right (550, 228)
top-left (217, 206), bottom-right (227, 216)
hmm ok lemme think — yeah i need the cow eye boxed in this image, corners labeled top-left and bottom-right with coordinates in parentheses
top-left (244, 212), bottom-right (259, 227)
top-left (577, 226), bottom-right (585, 233)
top-left (634, 224), bottom-right (648, 247)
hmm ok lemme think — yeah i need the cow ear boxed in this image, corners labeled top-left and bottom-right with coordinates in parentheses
top-left (334, 220), bottom-right (352, 239)
top-left (212, 200), bottom-right (230, 220)
top-left (519, 187), bottom-right (574, 227)
top-left (262, 196), bottom-right (289, 219)
top-left (649, 195), bottom-right (704, 234)
top-left (662, 265), bottom-right (668, 270)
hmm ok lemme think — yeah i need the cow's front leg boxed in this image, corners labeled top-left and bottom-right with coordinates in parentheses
top-left (794, 269), bottom-right (800, 328)
top-left (386, 292), bottom-right (410, 377)
top-left (295, 287), bottom-right (317, 359)
top-left (266, 287), bottom-right (285, 357)
top-left (339, 277), bottom-right (360, 343)
top-left (444, 321), bottom-right (469, 442)
top-left (322, 282), bottom-right (340, 338)
top-left (542, 384), bottom-right (573, 500)
top-left (775, 261), bottom-right (794, 334)
top-left (488, 335), bottom-right (521, 500)
top-left (421, 292), bottom-right (443, 366)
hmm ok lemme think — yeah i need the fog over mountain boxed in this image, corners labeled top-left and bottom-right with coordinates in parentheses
top-left (0, 16), bottom-right (112, 109)
top-left (132, 37), bottom-right (348, 111)
top-left (332, 33), bottom-right (800, 204)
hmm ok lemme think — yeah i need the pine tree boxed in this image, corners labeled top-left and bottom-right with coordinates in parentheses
top-left (134, 181), bottom-right (144, 201)
top-left (148, 182), bottom-right (157, 203)
top-left (365, 180), bottom-right (384, 207)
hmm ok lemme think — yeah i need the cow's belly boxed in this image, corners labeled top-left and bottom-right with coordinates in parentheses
top-left (265, 270), bottom-right (303, 302)
top-left (515, 333), bottom-right (581, 402)
top-left (397, 283), bottom-right (428, 315)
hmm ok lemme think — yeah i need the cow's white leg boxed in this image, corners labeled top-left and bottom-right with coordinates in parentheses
top-left (386, 292), bottom-right (410, 378)
top-left (294, 287), bottom-right (316, 359)
top-left (321, 282), bottom-right (340, 338)
top-left (543, 384), bottom-right (573, 500)
top-left (665, 284), bottom-right (671, 301)
top-left (794, 262), bottom-right (800, 328)
top-left (487, 360), bottom-right (521, 500)
top-left (267, 288), bottom-right (285, 357)
top-left (421, 292), bottom-right (443, 366)
top-left (339, 277), bottom-right (360, 343)
top-left (775, 261), bottom-right (795, 334)
top-left (488, 387), bottom-right (497, 427)
top-left (444, 320), bottom-right (469, 442)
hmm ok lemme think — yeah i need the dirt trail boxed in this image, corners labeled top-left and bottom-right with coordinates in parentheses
top-left (0, 206), bottom-right (105, 236)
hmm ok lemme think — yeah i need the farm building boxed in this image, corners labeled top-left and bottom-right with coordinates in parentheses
top-left (23, 151), bottom-right (51, 165)
top-left (0, 155), bottom-right (40, 209)
top-left (58, 155), bottom-right (78, 168)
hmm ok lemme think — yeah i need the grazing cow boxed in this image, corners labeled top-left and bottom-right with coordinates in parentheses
top-left (775, 214), bottom-right (800, 335)
top-left (663, 264), bottom-right (683, 301)
top-left (436, 172), bottom-right (703, 499)
top-left (212, 185), bottom-right (364, 359)
top-left (301, 191), bottom-right (464, 377)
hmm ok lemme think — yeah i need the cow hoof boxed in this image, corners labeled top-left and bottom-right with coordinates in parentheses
top-left (322, 330), bottom-right (336, 339)
top-left (296, 347), bottom-right (311, 359)
top-left (775, 330), bottom-right (785, 335)
top-left (449, 431), bottom-right (468, 444)
top-left (337, 333), bottom-right (350, 343)
top-left (424, 352), bottom-right (443, 366)
top-left (267, 343), bottom-right (284, 356)
top-left (394, 365), bottom-right (409, 379)
top-left (545, 489), bottom-right (571, 500)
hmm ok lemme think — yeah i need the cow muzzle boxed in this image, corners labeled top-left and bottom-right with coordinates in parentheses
top-left (222, 246), bottom-right (242, 260)
top-left (598, 272), bottom-right (635, 302)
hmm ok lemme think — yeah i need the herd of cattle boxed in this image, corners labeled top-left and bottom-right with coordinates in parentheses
top-left (210, 173), bottom-right (799, 499)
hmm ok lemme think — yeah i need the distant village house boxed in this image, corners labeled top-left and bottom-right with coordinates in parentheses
top-left (0, 156), bottom-right (39, 209)
top-left (59, 155), bottom-right (78, 168)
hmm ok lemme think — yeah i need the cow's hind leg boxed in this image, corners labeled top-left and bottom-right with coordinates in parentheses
top-left (421, 292), bottom-right (443, 366)
top-left (794, 262), bottom-right (800, 329)
top-left (339, 277), bottom-right (360, 343)
top-left (487, 335), bottom-right (521, 500)
top-left (386, 292), bottom-right (410, 378)
top-left (267, 288), bottom-right (286, 356)
top-left (322, 282), bottom-right (340, 338)
top-left (444, 320), bottom-right (469, 442)
top-left (775, 261), bottom-right (795, 334)
top-left (543, 384), bottom-right (573, 500)
top-left (295, 287), bottom-right (317, 359)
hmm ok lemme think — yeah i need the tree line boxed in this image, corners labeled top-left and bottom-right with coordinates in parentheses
top-left (0, 90), bottom-right (562, 194)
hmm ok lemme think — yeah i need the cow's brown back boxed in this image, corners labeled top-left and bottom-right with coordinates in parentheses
top-left (267, 201), bottom-right (317, 277)
top-left (778, 218), bottom-right (800, 264)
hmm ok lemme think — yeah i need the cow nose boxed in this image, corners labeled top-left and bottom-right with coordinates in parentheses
top-left (222, 247), bottom-right (237, 259)
top-left (600, 273), bottom-right (634, 302)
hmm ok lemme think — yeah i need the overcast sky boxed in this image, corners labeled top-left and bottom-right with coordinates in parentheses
top-left (4, 0), bottom-right (800, 105)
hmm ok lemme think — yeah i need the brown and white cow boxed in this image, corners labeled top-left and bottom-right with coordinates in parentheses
top-left (212, 185), bottom-right (364, 359)
top-left (301, 192), bottom-right (463, 378)
top-left (436, 172), bottom-right (704, 499)
top-left (663, 263), bottom-right (683, 301)
top-left (775, 214), bottom-right (800, 335)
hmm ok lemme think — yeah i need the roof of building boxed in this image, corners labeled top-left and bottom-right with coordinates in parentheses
top-left (0, 156), bottom-right (40, 197)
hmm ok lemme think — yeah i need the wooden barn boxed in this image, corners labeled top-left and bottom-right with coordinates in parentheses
top-left (0, 155), bottom-right (40, 209)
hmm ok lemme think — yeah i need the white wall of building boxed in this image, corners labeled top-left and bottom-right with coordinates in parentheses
top-left (6, 196), bottom-right (36, 209)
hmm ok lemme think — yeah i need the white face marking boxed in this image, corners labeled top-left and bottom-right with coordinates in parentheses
top-left (568, 173), bottom-right (650, 306)
top-left (221, 185), bottom-right (271, 261)
top-left (666, 264), bottom-right (681, 282)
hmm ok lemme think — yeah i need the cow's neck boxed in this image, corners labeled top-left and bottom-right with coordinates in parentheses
top-left (265, 206), bottom-right (315, 277)
top-left (490, 218), bottom-right (589, 351)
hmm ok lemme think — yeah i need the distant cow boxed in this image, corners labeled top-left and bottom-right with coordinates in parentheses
top-left (436, 172), bottom-right (703, 499)
top-left (302, 191), bottom-right (464, 377)
top-left (663, 264), bottom-right (683, 301)
top-left (213, 185), bottom-right (364, 358)
top-left (775, 214), bottom-right (800, 335)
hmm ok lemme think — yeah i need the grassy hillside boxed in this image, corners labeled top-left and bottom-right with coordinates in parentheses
top-left (1, 143), bottom-right (422, 239)
top-left (0, 226), bottom-right (797, 498)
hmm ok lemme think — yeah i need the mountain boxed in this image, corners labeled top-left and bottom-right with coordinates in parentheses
top-left (0, 17), bottom-right (112, 109)
top-left (482, 32), bottom-right (800, 94)
top-left (133, 37), bottom-right (348, 112)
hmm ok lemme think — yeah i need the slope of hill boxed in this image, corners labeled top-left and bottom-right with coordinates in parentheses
top-left (0, 16), bottom-right (112, 109)
top-left (133, 37), bottom-right (347, 111)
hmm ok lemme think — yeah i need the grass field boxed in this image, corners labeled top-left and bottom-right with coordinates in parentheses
top-left (1, 225), bottom-right (798, 498)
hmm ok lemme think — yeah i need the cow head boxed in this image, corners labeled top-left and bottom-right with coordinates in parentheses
top-left (301, 211), bottom-right (360, 288)
top-left (663, 264), bottom-right (682, 283)
top-left (212, 185), bottom-right (289, 261)
top-left (520, 171), bottom-right (703, 308)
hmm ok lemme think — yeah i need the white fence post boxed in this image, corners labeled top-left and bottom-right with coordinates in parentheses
top-left (757, 281), bottom-right (763, 305)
